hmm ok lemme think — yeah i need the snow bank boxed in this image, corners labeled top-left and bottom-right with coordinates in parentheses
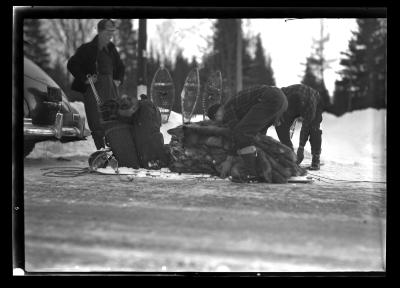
top-left (277, 108), bottom-right (386, 182)
top-left (265, 108), bottom-right (386, 165)
top-left (319, 108), bottom-right (386, 166)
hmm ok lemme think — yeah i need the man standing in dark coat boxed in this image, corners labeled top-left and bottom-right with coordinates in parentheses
top-left (276, 84), bottom-right (324, 170)
top-left (67, 19), bottom-right (125, 150)
top-left (207, 85), bottom-right (288, 181)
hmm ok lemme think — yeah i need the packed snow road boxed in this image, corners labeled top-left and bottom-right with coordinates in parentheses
top-left (22, 156), bottom-right (386, 272)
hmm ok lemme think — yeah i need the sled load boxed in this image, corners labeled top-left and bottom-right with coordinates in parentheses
top-left (167, 120), bottom-right (307, 183)
top-left (86, 73), bottom-right (168, 171)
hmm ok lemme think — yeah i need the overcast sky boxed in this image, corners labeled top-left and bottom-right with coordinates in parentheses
top-left (144, 18), bottom-right (358, 97)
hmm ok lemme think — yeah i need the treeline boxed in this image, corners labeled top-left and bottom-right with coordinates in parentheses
top-left (146, 19), bottom-right (276, 114)
top-left (300, 18), bottom-right (386, 116)
top-left (23, 18), bottom-right (386, 117)
top-left (331, 18), bottom-right (386, 115)
top-left (23, 19), bottom-right (138, 102)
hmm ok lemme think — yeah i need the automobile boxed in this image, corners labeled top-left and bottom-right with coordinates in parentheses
top-left (23, 56), bottom-right (90, 157)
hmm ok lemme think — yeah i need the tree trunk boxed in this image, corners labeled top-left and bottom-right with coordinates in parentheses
top-left (236, 19), bottom-right (242, 93)
top-left (137, 19), bottom-right (147, 99)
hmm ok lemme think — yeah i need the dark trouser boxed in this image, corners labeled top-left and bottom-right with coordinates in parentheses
top-left (83, 88), bottom-right (105, 149)
top-left (232, 87), bottom-right (288, 151)
top-left (309, 112), bottom-right (323, 155)
top-left (105, 123), bottom-right (140, 168)
top-left (275, 107), bottom-right (323, 154)
top-left (83, 74), bottom-right (119, 150)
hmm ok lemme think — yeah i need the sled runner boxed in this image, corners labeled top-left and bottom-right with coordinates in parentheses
top-left (150, 66), bottom-right (175, 124)
top-left (181, 68), bottom-right (201, 124)
top-left (300, 162), bottom-right (325, 170)
top-left (202, 70), bottom-right (222, 120)
top-left (91, 166), bottom-right (223, 181)
top-left (287, 176), bottom-right (313, 183)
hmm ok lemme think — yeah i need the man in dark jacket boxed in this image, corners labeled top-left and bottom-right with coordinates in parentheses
top-left (207, 85), bottom-right (288, 181)
top-left (67, 19), bottom-right (125, 150)
top-left (275, 84), bottom-right (324, 170)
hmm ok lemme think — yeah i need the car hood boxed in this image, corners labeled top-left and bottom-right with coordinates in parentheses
top-left (24, 57), bottom-right (59, 87)
top-left (24, 57), bottom-right (72, 111)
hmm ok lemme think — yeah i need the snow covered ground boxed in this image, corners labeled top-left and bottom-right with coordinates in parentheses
top-left (23, 102), bottom-right (386, 272)
top-left (27, 101), bottom-right (386, 183)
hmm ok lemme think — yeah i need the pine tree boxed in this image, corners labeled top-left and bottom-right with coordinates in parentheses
top-left (206, 26), bottom-right (277, 100)
top-left (23, 19), bottom-right (51, 72)
top-left (39, 19), bottom-right (97, 101)
top-left (212, 19), bottom-right (240, 103)
top-left (245, 34), bottom-right (276, 87)
top-left (264, 55), bottom-right (276, 86)
top-left (301, 56), bottom-right (331, 110)
top-left (333, 18), bottom-right (386, 112)
top-left (115, 19), bottom-right (137, 97)
top-left (147, 45), bottom-right (161, 97)
top-left (332, 79), bottom-right (352, 116)
top-left (241, 36), bottom-right (254, 88)
top-left (369, 18), bottom-right (386, 109)
top-left (170, 50), bottom-right (191, 113)
top-left (300, 20), bottom-right (333, 112)
top-left (302, 57), bottom-right (320, 88)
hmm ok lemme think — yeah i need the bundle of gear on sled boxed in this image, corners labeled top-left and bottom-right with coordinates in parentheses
top-left (167, 120), bottom-right (307, 183)
top-left (88, 84), bottom-right (169, 172)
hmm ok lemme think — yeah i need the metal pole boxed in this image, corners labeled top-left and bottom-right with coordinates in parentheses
top-left (137, 19), bottom-right (147, 100)
top-left (236, 19), bottom-right (242, 93)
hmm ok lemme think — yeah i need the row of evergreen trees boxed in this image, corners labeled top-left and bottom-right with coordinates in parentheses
top-left (145, 21), bottom-right (277, 114)
top-left (332, 18), bottom-right (386, 115)
top-left (23, 18), bottom-right (386, 117)
top-left (298, 18), bottom-right (386, 116)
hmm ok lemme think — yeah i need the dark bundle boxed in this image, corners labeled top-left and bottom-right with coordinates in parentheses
top-left (167, 121), bottom-right (307, 183)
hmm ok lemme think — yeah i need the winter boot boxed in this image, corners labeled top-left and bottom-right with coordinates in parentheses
top-left (309, 152), bottom-right (321, 170)
top-left (237, 145), bottom-right (259, 182)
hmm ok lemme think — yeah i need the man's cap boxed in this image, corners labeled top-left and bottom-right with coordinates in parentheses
top-left (97, 19), bottom-right (117, 32)
top-left (207, 103), bottom-right (222, 120)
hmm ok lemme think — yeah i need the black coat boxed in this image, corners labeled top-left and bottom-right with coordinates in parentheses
top-left (67, 35), bottom-right (125, 93)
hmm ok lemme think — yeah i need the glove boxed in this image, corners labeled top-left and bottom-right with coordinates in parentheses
top-left (296, 146), bottom-right (304, 164)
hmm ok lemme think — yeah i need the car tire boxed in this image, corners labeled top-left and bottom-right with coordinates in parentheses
top-left (24, 141), bottom-right (36, 157)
